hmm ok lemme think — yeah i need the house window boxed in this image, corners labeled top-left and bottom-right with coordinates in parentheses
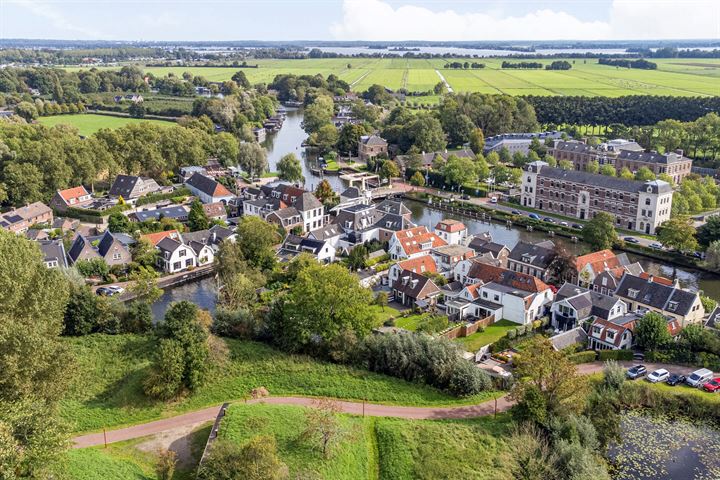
top-left (483, 291), bottom-right (488, 298)
top-left (173, 261), bottom-right (181, 270)
top-left (628, 289), bottom-right (639, 299)
top-left (493, 294), bottom-right (500, 302)
top-left (179, 249), bottom-right (186, 257)
top-left (112, 253), bottom-right (121, 261)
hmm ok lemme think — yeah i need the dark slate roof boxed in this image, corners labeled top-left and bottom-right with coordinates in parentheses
top-left (552, 140), bottom-right (595, 154)
top-left (280, 234), bottom-right (328, 256)
top-left (157, 237), bottom-right (183, 253)
top-left (294, 192), bottom-right (323, 211)
top-left (375, 212), bottom-right (412, 232)
top-left (334, 205), bottom-right (382, 232)
top-left (706, 307), bottom-right (720, 329)
top-left (531, 163), bottom-right (672, 194)
top-left (556, 282), bottom-right (619, 320)
top-left (550, 327), bottom-right (588, 351)
top-left (271, 206), bottom-right (301, 220)
top-left (474, 241), bottom-right (508, 257)
top-left (615, 273), bottom-right (698, 316)
top-left (556, 283), bottom-right (589, 301)
top-left (508, 241), bottom-right (555, 269)
top-left (360, 135), bottom-right (387, 146)
top-left (209, 225), bottom-right (234, 241)
top-left (109, 175), bottom-right (141, 198)
top-left (188, 240), bottom-right (208, 256)
top-left (617, 149), bottom-right (690, 165)
top-left (392, 270), bottom-right (440, 300)
top-left (67, 235), bottom-right (91, 262)
top-left (186, 172), bottom-right (231, 197)
top-left (376, 199), bottom-right (411, 216)
top-left (38, 240), bottom-right (67, 268)
top-left (341, 187), bottom-right (361, 199)
top-left (309, 223), bottom-right (343, 240)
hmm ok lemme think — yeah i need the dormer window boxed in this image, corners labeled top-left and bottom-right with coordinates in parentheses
top-left (628, 288), bottom-right (639, 299)
top-left (668, 301), bottom-right (678, 312)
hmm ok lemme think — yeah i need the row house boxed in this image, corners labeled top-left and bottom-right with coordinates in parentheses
top-left (614, 149), bottom-right (693, 185)
top-left (521, 161), bottom-right (673, 234)
top-left (507, 240), bottom-right (556, 282)
top-left (614, 273), bottom-right (705, 328)
top-left (389, 226), bottom-right (447, 260)
top-left (588, 311), bottom-right (682, 351)
top-left (549, 139), bottom-right (642, 171)
top-left (550, 283), bottom-right (627, 331)
top-left (0, 202), bottom-right (53, 234)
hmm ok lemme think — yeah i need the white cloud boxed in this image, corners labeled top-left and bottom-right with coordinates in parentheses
top-left (7, 0), bottom-right (103, 38)
top-left (330, 0), bottom-right (720, 41)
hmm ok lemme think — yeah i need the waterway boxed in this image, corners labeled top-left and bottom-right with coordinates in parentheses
top-left (151, 108), bottom-right (719, 319)
top-left (314, 46), bottom-right (631, 57)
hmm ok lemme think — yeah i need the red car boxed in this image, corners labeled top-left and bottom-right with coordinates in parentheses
top-left (702, 378), bottom-right (720, 393)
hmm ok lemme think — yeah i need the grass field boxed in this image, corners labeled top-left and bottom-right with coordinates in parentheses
top-left (455, 319), bottom-right (518, 352)
top-left (61, 334), bottom-right (497, 434)
top-left (38, 114), bottom-right (174, 136)
top-left (69, 57), bottom-right (720, 97)
top-left (62, 424), bottom-right (211, 480)
top-left (218, 403), bottom-right (513, 480)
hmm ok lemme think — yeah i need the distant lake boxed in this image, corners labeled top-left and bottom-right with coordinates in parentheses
top-left (313, 46), bottom-right (630, 57)
top-left (608, 410), bottom-right (720, 480)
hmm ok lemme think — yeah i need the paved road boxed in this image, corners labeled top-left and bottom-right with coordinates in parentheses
top-left (71, 360), bottom-right (699, 448)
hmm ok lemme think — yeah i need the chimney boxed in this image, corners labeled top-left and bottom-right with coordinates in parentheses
top-left (646, 275), bottom-right (653, 283)
top-left (675, 149), bottom-right (684, 157)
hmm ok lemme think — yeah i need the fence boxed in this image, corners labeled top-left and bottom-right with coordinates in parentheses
top-left (442, 315), bottom-right (495, 340)
top-left (196, 402), bottom-right (230, 476)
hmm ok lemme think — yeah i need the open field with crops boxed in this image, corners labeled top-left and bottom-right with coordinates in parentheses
top-left (38, 113), bottom-right (174, 136)
top-left (69, 57), bottom-right (720, 97)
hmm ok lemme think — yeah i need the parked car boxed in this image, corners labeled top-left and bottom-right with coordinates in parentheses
top-left (626, 365), bottom-right (647, 379)
top-left (559, 221), bottom-right (569, 227)
top-left (624, 236), bottom-right (640, 244)
top-left (461, 194), bottom-right (470, 200)
top-left (666, 373), bottom-right (686, 386)
top-left (489, 197), bottom-right (498, 204)
top-left (703, 378), bottom-right (720, 393)
top-left (647, 368), bottom-right (670, 383)
top-left (511, 210), bottom-right (521, 215)
top-left (543, 217), bottom-right (556, 223)
top-left (687, 368), bottom-right (714, 387)
top-left (649, 242), bottom-right (663, 249)
top-left (96, 286), bottom-right (124, 296)
top-left (693, 251), bottom-right (704, 259)
top-left (571, 223), bottom-right (584, 230)
top-left (529, 213), bottom-right (541, 220)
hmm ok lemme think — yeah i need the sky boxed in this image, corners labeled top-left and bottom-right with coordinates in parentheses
top-left (0, 0), bottom-right (718, 42)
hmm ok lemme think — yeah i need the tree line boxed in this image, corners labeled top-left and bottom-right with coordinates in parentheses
top-left (598, 58), bottom-right (657, 69)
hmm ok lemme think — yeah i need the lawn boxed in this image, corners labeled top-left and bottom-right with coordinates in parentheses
top-left (38, 114), bottom-right (175, 136)
top-left (61, 334), bottom-right (494, 434)
top-left (61, 423), bottom-right (211, 479)
top-left (369, 304), bottom-right (401, 325)
top-left (455, 319), bottom-right (518, 352)
top-left (217, 403), bottom-right (514, 480)
top-left (394, 313), bottom-right (429, 332)
top-left (65, 57), bottom-right (720, 97)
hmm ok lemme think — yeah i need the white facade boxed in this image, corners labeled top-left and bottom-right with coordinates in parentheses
top-left (637, 185), bottom-right (673, 235)
top-left (157, 243), bottom-right (198, 274)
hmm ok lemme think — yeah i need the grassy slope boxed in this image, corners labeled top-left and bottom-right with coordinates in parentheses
top-left (38, 114), bottom-right (174, 136)
top-left (455, 319), bottom-right (518, 352)
top-left (66, 58), bottom-right (720, 97)
top-left (62, 334), bottom-right (495, 434)
top-left (63, 423), bottom-right (211, 480)
top-left (219, 403), bottom-right (514, 480)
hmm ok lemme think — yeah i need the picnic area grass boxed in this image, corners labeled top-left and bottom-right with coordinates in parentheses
top-left (38, 114), bottom-right (174, 136)
top-left (61, 334), bottom-right (496, 434)
top-left (61, 423), bottom-right (211, 480)
top-left (217, 402), bottom-right (514, 480)
top-left (455, 319), bottom-right (518, 352)
top-left (66, 58), bottom-right (720, 97)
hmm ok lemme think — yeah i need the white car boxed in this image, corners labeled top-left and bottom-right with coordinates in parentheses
top-left (107, 285), bottom-right (125, 295)
top-left (489, 197), bottom-right (498, 204)
top-left (647, 368), bottom-right (670, 383)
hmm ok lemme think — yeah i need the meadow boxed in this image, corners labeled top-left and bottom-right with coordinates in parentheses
top-left (218, 403), bottom-right (514, 480)
top-left (38, 113), bottom-right (174, 136)
top-left (71, 57), bottom-right (720, 97)
top-left (61, 334), bottom-right (498, 434)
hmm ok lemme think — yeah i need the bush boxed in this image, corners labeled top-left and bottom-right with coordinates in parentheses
top-left (567, 351), bottom-right (597, 364)
top-left (506, 329), bottom-right (517, 340)
top-left (359, 333), bottom-right (492, 397)
top-left (136, 187), bottom-right (191, 206)
top-left (597, 349), bottom-right (634, 361)
top-left (516, 325), bottom-right (527, 336)
top-left (212, 308), bottom-right (260, 339)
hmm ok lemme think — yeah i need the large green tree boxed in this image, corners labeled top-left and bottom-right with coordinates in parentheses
top-left (188, 199), bottom-right (210, 231)
top-left (277, 153), bottom-right (304, 183)
top-left (583, 212), bottom-right (617, 251)
top-left (657, 216), bottom-right (698, 253)
top-left (0, 231), bottom-right (71, 477)
top-left (268, 263), bottom-right (374, 353)
top-left (237, 142), bottom-right (268, 179)
top-left (634, 312), bottom-right (672, 350)
top-left (236, 216), bottom-right (281, 271)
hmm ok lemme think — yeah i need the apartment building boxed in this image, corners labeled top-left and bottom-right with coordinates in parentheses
top-left (521, 161), bottom-right (673, 234)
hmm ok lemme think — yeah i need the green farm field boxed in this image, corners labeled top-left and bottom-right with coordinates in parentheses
top-left (69, 57), bottom-right (720, 97)
top-left (38, 113), bottom-right (174, 136)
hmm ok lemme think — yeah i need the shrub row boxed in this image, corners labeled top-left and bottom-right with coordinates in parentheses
top-left (568, 351), bottom-right (597, 364)
top-left (620, 381), bottom-right (720, 422)
top-left (135, 187), bottom-right (191, 206)
top-left (597, 349), bottom-right (635, 361)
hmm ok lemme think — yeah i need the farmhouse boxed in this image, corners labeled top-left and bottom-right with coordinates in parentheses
top-left (109, 175), bottom-right (162, 200)
top-left (357, 135), bottom-right (388, 161)
top-left (185, 173), bottom-right (235, 204)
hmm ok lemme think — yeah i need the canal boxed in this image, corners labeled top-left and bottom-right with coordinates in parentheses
top-left (151, 107), bottom-right (720, 319)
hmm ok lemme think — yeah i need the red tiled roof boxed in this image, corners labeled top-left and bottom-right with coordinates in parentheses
top-left (397, 256), bottom-right (437, 275)
top-left (212, 183), bottom-right (233, 197)
top-left (466, 262), bottom-right (550, 293)
top-left (202, 202), bottom-right (226, 218)
top-left (592, 317), bottom-right (634, 348)
top-left (639, 272), bottom-right (674, 286)
top-left (395, 226), bottom-right (447, 256)
top-left (576, 249), bottom-right (618, 271)
top-left (58, 186), bottom-right (90, 202)
top-left (140, 229), bottom-right (181, 246)
top-left (435, 219), bottom-right (466, 233)
top-left (465, 283), bottom-right (482, 299)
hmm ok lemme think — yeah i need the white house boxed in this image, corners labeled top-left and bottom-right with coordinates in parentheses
top-left (185, 173), bottom-right (235, 205)
top-left (434, 219), bottom-right (468, 245)
top-left (389, 226), bottom-right (447, 260)
top-left (156, 237), bottom-right (198, 273)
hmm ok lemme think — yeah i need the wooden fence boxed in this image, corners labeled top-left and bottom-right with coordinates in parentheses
top-left (442, 315), bottom-right (495, 340)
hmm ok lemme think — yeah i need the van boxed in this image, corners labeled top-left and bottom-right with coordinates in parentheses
top-left (686, 368), bottom-right (714, 387)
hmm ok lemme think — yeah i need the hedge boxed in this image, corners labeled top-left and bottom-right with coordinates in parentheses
top-left (597, 349), bottom-right (635, 361)
top-left (135, 187), bottom-right (191, 206)
top-left (568, 351), bottom-right (597, 364)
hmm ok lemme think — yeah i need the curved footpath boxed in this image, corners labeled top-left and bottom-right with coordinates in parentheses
top-left (71, 361), bottom-right (696, 448)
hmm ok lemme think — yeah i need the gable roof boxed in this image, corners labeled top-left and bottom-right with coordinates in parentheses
top-left (97, 230), bottom-right (134, 257)
top-left (394, 226), bottom-right (447, 256)
top-left (57, 186), bottom-right (90, 202)
top-left (392, 270), bottom-right (440, 300)
top-left (141, 229), bottom-right (182, 246)
top-left (156, 236), bottom-right (184, 254)
top-left (615, 273), bottom-right (698, 316)
top-left (309, 223), bottom-right (343, 240)
top-left (576, 249), bottom-right (618, 272)
top-left (38, 239), bottom-right (68, 268)
top-left (295, 192), bottom-right (323, 211)
top-left (509, 241), bottom-right (555, 269)
top-left (360, 135), bottom-right (387, 146)
top-left (375, 199), bottom-right (411, 217)
top-left (397, 256), bottom-right (437, 275)
top-left (186, 173), bottom-right (233, 198)
top-left (435, 219), bottom-right (466, 233)
top-left (466, 262), bottom-right (551, 293)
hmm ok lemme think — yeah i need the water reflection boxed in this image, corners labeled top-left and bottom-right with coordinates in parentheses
top-left (151, 276), bottom-right (218, 321)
